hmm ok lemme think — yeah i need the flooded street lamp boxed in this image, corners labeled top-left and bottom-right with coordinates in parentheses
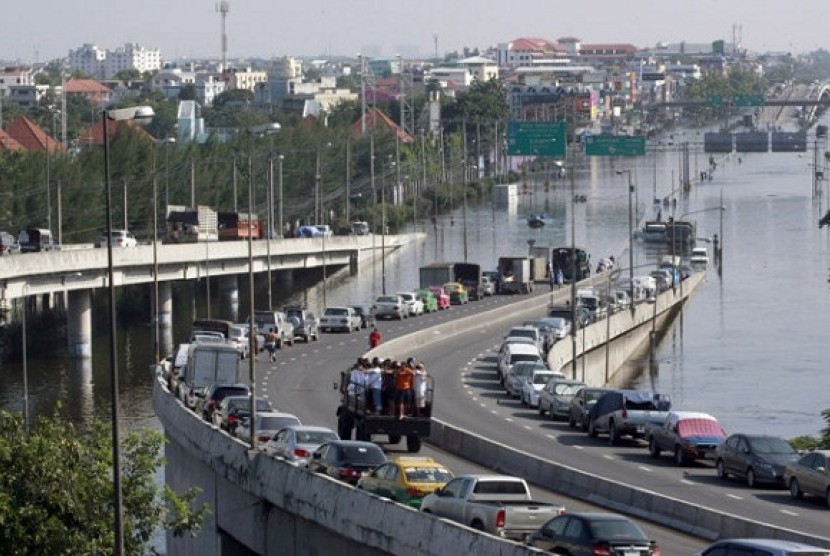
top-left (102, 105), bottom-right (154, 556)
top-left (616, 169), bottom-right (636, 308)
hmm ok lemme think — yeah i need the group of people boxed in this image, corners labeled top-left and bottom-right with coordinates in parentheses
top-left (346, 357), bottom-right (429, 420)
top-left (546, 261), bottom-right (565, 291)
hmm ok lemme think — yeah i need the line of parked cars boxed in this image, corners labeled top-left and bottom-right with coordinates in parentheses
top-left (373, 287), bottom-right (453, 321)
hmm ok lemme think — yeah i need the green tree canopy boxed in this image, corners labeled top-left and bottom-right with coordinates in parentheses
top-left (0, 410), bottom-right (209, 555)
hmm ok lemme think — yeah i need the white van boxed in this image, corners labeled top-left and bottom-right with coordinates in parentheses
top-left (179, 342), bottom-right (241, 410)
top-left (497, 342), bottom-right (545, 383)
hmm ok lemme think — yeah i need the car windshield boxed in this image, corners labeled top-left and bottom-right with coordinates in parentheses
top-left (509, 329), bottom-right (536, 339)
top-left (749, 437), bottom-right (796, 455)
top-left (404, 467), bottom-right (453, 483)
top-left (533, 373), bottom-right (553, 385)
top-left (589, 518), bottom-right (647, 540)
top-left (296, 430), bottom-right (338, 444)
top-left (284, 309), bottom-right (302, 319)
top-left (325, 308), bottom-right (348, 316)
top-left (512, 354), bottom-right (541, 364)
top-left (444, 284), bottom-right (460, 292)
top-left (555, 383), bottom-right (582, 395)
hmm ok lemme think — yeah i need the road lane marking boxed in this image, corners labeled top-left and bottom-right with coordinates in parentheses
top-left (726, 493), bottom-right (742, 500)
top-left (490, 410), bottom-right (498, 414)
top-left (546, 434), bottom-right (556, 440)
top-left (573, 445), bottom-right (584, 450)
top-left (638, 466), bottom-right (652, 472)
top-left (480, 403), bottom-right (487, 408)
top-left (603, 454), bottom-right (614, 460)
top-left (524, 425), bottom-right (532, 430)
top-left (779, 509), bottom-right (799, 516)
top-left (680, 479), bottom-right (695, 485)
top-left (505, 418), bottom-right (514, 422)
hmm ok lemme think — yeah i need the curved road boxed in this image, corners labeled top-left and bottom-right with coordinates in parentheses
top-left (255, 287), bottom-right (827, 552)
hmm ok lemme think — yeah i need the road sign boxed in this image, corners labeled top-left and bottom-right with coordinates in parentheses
top-left (706, 94), bottom-right (724, 108)
top-left (507, 121), bottom-right (567, 156)
top-left (584, 135), bottom-right (646, 157)
top-left (732, 94), bottom-right (765, 107)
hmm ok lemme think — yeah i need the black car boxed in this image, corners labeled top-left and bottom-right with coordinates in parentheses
top-left (198, 383), bottom-right (251, 422)
top-left (716, 434), bottom-right (799, 488)
top-left (213, 395), bottom-right (273, 433)
top-left (568, 387), bottom-right (612, 431)
top-left (307, 440), bottom-right (387, 485)
top-left (527, 512), bottom-right (659, 555)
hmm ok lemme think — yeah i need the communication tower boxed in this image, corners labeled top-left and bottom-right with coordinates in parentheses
top-left (217, 1), bottom-right (230, 71)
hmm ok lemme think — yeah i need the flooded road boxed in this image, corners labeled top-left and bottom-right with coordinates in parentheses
top-left (2, 124), bottom-right (829, 440)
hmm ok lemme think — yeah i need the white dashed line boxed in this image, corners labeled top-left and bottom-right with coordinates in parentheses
top-left (638, 466), bottom-right (652, 472)
top-left (679, 479), bottom-right (695, 486)
top-left (726, 493), bottom-right (742, 500)
top-left (573, 446), bottom-right (584, 450)
top-left (602, 454), bottom-right (614, 460)
top-left (479, 403), bottom-right (487, 408)
top-left (779, 509), bottom-right (799, 516)
top-left (523, 425), bottom-right (532, 431)
top-left (505, 418), bottom-right (514, 422)
top-left (491, 410), bottom-right (498, 414)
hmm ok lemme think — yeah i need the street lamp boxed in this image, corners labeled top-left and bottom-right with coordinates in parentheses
top-left (616, 169), bottom-right (636, 308)
top-left (102, 104), bottom-right (154, 556)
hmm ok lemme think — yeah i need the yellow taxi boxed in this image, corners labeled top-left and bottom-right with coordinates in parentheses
top-left (357, 456), bottom-right (454, 508)
top-left (442, 282), bottom-right (469, 305)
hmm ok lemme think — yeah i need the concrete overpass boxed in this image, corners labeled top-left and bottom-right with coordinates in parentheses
top-left (0, 235), bottom-right (410, 357)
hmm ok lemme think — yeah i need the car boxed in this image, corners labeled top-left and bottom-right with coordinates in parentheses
top-left (251, 310), bottom-right (294, 348)
top-left (357, 456), bottom-right (454, 508)
top-left (443, 282), bottom-right (469, 305)
top-left (283, 306), bottom-right (319, 342)
top-left (427, 286), bottom-right (451, 310)
top-left (521, 369), bottom-right (563, 408)
top-left (538, 379), bottom-right (585, 419)
top-left (690, 246), bottom-right (710, 266)
top-left (505, 360), bottom-right (548, 399)
top-left (350, 304), bottom-right (374, 328)
top-left (610, 289), bottom-right (632, 312)
top-left (497, 341), bottom-right (544, 384)
top-left (482, 270), bottom-right (501, 293)
top-left (212, 395), bottom-right (273, 433)
top-left (307, 440), bottom-right (387, 485)
top-left (235, 411), bottom-right (302, 444)
top-left (523, 320), bottom-right (558, 354)
top-left (507, 325), bottom-right (545, 354)
top-left (265, 425), bottom-right (339, 466)
top-left (197, 383), bottom-right (251, 422)
top-left (414, 289), bottom-right (439, 313)
top-left (314, 224), bottom-right (333, 237)
top-left (696, 538), bottom-right (830, 556)
top-left (567, 387), bottom-right (612, 431)
top-left (715, 434), bottom-right (799, 487)
top-left (374, 294), bottom-right (408, 320)
top-left (99, 229), bottom-right (137, 248)
top-left (228, 324), bottom-right (263, 359)
top-left (527, 512), bottom-right (660, 555)
top-left (646, 411), bottom-right (727, 465)
top-left (319, 306), bottom-right (362, 333)
top-left (480, 275), bottom-right (496, 296)
top-left (396, 291), bottom-right (424, 316)
top-left (539, 316), bottom-right (572, 341)
top-left (783, 450), bottom-right (830, 506)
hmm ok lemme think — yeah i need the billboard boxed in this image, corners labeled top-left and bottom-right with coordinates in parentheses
top-left (770, 131), bottom-right (807, 152)
top-left (735, 132), bottom-right (769, 153)
top-left (704, 132), bottom-right (733, 153)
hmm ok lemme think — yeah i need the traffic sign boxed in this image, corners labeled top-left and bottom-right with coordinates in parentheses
top-left (584, 135), bottom-right (646, 157)
top-left (706, 94), bottom-right (724, 108)
top-left (732, 94), bottom-right (765, 107)
top-left (507, 121), bottom-right (567, 157)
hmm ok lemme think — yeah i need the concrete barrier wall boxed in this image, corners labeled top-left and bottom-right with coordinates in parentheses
top-left (154, 379), bottom-right (542, 556)
top-left (428, 420), bottom-right (830, 548)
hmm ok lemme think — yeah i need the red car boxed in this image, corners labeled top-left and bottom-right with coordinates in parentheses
top-left (428, 286), bottom-right (451, 310)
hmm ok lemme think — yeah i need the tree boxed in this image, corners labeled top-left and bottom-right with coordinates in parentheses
top-left (114, 68), bottom-right (142, 82)
top-left (0, 410), bottom-right (209, 555)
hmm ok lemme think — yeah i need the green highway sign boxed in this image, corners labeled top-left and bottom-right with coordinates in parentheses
top-left (507, 121), bottom-right (567, 156)
top-left (706, 94), bottom-right (724, 108)
top-left (584, 135), bottom-right (646, 156)
top-left (732, 93), bottom-right (765, 107)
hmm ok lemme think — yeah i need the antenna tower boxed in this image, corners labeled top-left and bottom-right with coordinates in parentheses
top-left (217, 1), bottom-right (230, 70)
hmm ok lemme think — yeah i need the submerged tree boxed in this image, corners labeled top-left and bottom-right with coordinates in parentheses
top-left (0, 410), bottom-right (210, 555)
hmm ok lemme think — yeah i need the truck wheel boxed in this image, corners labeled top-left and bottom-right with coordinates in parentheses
top-left (608, 422), bottom-right (619, 446)
top-left (588, 420), bottom-right (598, 438)
top-left (337, 414), bottom-right (353, 440)
top-left (406, 434), bottom-right (422, 453)
top-left (648, 439), bottom-right (661, 459)
top-left (388, 434), bottom-right (402, 445)
top-left (674, 446), bottom-right (686, 466)
top-left (470, 519), bottom-right (484, 531)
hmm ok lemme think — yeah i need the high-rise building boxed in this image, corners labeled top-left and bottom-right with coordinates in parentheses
top-left (67, 43), bottom-right (161, 79)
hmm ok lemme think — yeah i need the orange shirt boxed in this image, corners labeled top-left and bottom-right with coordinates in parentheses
top-left (395, 366), bottom-right (415, 390)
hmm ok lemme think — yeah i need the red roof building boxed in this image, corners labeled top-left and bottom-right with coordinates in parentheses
top-left (65, 77), bottom-right (112, 107)
top-left (78, 117), bottom-right (156, 147)
top-left (350, 107), bottom-right (413, 143)
top-left (6, 116), bottom-right (64, 153)
top-left (0, 128), bottom-right (25, 152)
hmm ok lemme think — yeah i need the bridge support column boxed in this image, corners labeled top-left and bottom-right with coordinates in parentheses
top-left (158, 282), bottom-right (173, 328)
top-left (219, 275), bottom-right (239, 322)
top-left (67, 289), bottom-right (92, 358)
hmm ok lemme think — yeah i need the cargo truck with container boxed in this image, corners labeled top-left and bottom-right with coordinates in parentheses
top-left (529, 245), bottom-right (551, 283)
top-left (166, 205), bottom-right (219, 243)
top-left (497, 256), bottom-right (533, 294)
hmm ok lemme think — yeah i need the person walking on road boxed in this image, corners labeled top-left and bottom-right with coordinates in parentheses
top-left (264, 328), bottom-right (279, 362)
top-left (368, 326), bottom-right (382, 349)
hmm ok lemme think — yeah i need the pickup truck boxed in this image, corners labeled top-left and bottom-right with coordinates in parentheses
top-left (586, 389), bottom-right (672, 445)
top-left (420, 474), bottom-right (565, 541)
top-left (645, 411), bottom-right (727, 465)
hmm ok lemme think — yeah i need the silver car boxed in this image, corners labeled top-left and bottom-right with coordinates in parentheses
top-left (538, 379), bottom-right (586, 420)
top-left (265, 425), bottom-right (339, 466)
top-left (697, 538), bottom-right (830, 556)
top-left (505, 361), bottom-right (547, 399)
top-left (374, 294), bottom-right (408, 320)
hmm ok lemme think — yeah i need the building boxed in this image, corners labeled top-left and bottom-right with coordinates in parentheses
top-left (177, 100), bottom-right (207, 143)
top-left (579, 43), bottom-right (639, 63)
top-left (0, 128), bottom-right (25, 153)
top-left (497, 37), bottom-right (564, 67)
top-left (0, 66), bottom-right (35, 98)
top-left (65, 78), bottom-right (112, 108)
top-left (224, 67), bottom-right (268, 92)
top-left (67, 43), bottom-right (161, 80)
top-left (6, 116), bottom-right (64, 153)
top-left (457, 56), bottom-right (499, 82)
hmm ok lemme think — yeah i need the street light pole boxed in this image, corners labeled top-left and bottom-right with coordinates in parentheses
top-left (102, 105), bottom-right (154, 556)
top-left (278, 154), bottom-right (284, 238)
top-left (617, 170), bottom-right (636, 308)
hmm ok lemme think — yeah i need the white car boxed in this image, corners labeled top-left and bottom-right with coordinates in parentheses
top-left (265, 425), bottom-right (339, 466)
top-left (690, 246), bottom-right (710, 265)
top-left (521, 370), bottom-right (564, 407)
top-left (235, 411), bottom-right (302, 444)
top-left (228, 324), bottom-right (264, 359)
top-left (99, 229), bottom-right (137, 248)
top-left (319, 306), bottom-right (362, 333)
top-left (396, 291), bottom-right (424, 316)
top-left (481, 276), bottom-right (496, 296)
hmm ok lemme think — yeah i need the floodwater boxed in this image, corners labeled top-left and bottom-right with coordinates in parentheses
top-left (1, 124), bottom-right (829, 443)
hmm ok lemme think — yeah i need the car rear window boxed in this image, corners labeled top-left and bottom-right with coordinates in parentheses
top-left (404, 467), bottom-right (453, 483)
top-left (259, 416), bottom-right (301, 430)
top-left (589, 519), bottom-right (647, 541)
top-left (511, 354), bottom-right (541, 364)
top-left (216, 387), bottom-right (248, 400)
top-left (296, 431), bottom-right (338, 444)
top-left (339, 445), bottom-right (386, 464)
top-left (472, 481), bottom-right (527, 495)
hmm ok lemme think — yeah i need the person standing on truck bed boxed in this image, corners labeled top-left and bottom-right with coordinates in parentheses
top-left (382, 360), bottom-right (396, 415)
top-left (395, 361), bottom-right (415, 420)
top-left (366, 357), bottom-right (383, 414)
top-left (413, 362), bottom-right (428, 416)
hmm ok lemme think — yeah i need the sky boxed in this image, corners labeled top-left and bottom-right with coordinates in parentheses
top-left (2, 0), bottom-right (828, 64)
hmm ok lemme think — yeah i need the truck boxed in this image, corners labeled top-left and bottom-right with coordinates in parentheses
top-left (18, 228), bottom-right (59, 252)
top-left (644, 411), bottom-right (727, 465)
top-left (550, 246), bottom-right (591, 283)
top-left (529, 245), bottom-right (551, 283)
top-left (419, 263), bottom-right (483, 300)
top-left (420, 474), bottom-right (566, 541)
top-left (336, 367), bottom-right (433, 453)
top-left (217, 211), bottom-right (263, 241)
top-left (497, 256), bottom-right (533, 294)
top-left (177, 341), bottom-right (241, 410)
top-left (165, 205), bottom-right (219, 243)
top-left (586, 389), bottom-right (672, 445)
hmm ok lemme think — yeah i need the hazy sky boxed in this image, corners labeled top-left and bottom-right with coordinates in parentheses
top-left (3, 0), bottom-right (827, 63)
